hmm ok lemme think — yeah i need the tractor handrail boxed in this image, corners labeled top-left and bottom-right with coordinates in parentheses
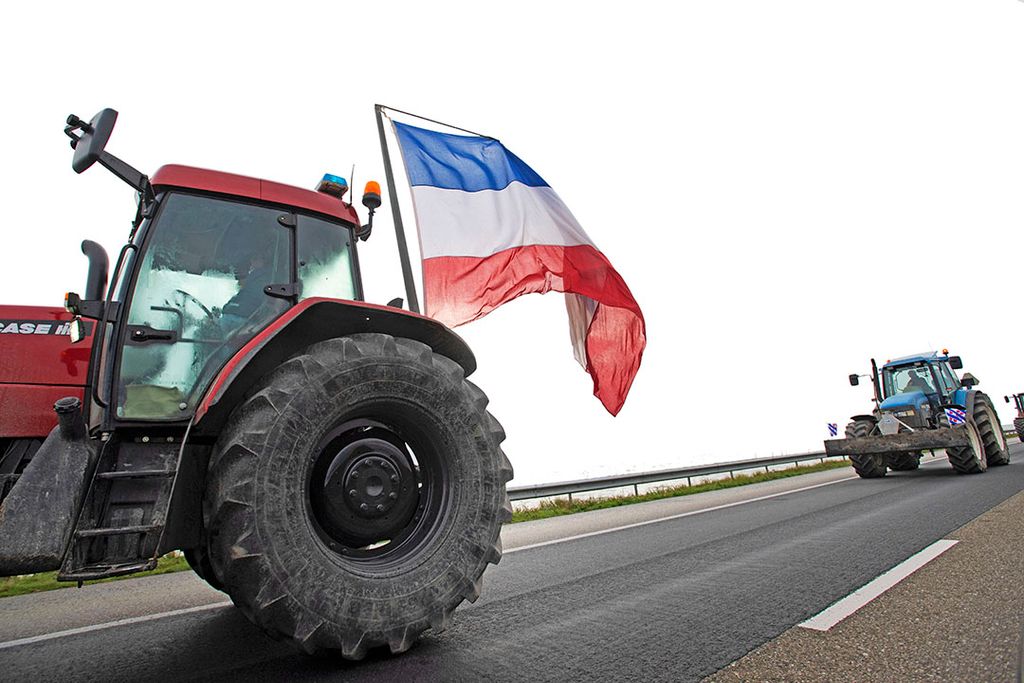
top-left (508, 450), bottom-right (838, 501)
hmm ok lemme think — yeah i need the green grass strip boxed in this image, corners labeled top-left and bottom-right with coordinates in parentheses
top-left (1, 459), bottom-right (851, 599)
top-left (0, 553), bottom-right (191, 599)
top-left (509, 459), bottom-right (851, 523)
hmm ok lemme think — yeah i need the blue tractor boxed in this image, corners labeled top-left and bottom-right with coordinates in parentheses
top-left (825, 351), bottom-right (1009, 477)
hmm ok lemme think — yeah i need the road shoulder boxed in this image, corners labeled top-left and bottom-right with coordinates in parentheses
top-left (706, 479), bottom-right (1024, 683)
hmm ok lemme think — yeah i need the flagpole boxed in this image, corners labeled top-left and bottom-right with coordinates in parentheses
top-left (375, 103), bottom-right (421, 314)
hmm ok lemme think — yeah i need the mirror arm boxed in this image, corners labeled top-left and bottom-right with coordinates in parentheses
top-left (97, 151), bottom-right (155, 205)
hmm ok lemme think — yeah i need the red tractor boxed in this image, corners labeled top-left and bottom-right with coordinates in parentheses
top-left (0, 109), bottom-right (513, 658)
top-left (1006, 393), bottom-right (1024, 442)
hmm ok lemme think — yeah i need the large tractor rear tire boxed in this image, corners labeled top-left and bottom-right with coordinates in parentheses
top-left (887, 452), bottom-right (921, 471)
top-left (845, 419), bottom-right (886, 478)
top-left (973, 393), bottom-right (1009, 467)
top-left (946, 419), bottom-right (987, 474)
top-left (202, 334), bottom-right (513, 658)
top-left (1014, 417), bottom-right (1024, 443)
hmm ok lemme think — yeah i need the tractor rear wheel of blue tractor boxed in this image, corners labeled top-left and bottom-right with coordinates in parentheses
top-left (887, 452), bottom-right (921, 471)
top-left (946, 418), bottom-right (987, 474)
top-left (845, 419), bottom-right (886, 478)
top-left (974, 394), bottom-right (1009, 467)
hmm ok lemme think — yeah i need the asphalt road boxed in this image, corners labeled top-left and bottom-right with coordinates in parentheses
top-left (3, 446), bottom-right (1023, 682)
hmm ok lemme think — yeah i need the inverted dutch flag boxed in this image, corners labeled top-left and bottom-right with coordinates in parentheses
top-left (392, 121), bottom-right (646, 415)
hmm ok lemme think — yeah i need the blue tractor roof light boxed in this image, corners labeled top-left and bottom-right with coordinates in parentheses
top-left (316, 173), bottom-right (349, 199)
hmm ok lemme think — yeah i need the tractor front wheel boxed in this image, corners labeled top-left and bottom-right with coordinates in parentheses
top-left (946, 418), bottom-right (987, 474)
top-left (845, 419), bottom-right (886, 478)
top-left (202, 334), bottom-right (513, 658)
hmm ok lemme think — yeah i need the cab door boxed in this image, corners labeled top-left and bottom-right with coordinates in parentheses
top-left (114, 194), bottom-right (292, 421)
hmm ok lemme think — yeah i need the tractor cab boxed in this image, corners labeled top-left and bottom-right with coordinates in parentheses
top-left (110, 168), bottom-right (362, 422)
top-left (877, 351), bottom-right (968, 429)
top-left (61, 111), bottom-right (380, 430)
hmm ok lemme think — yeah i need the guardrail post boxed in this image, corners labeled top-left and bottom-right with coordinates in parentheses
top-left (633, 483), bottom-right (639, 497)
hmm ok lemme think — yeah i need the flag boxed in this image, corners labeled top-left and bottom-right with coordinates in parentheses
top-left (392, 121), bottom-right (645, 415)
top-left (944, 407), bottom-right (966, 426)
top-left (828, 423), bottom-right (838, 437)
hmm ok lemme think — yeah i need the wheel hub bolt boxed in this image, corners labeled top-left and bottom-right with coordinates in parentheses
top-left (376, 504), bottom-right (385, 512)
top-left (349, 489), bottom-right (357, 497)
top-left (360, 503), bottom-right (368, 511)
top-left (389, 492), bottom-right (398, 500)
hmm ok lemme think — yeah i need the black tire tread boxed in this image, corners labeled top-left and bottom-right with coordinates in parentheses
top-left (887, 452), bottom-right (921, 471)
top-left (202, 333), bottom-right (512, 658)
top-left (974, 393), bottom-right (1009, 467)
top-left (845, 419), bottom-right (887, 478)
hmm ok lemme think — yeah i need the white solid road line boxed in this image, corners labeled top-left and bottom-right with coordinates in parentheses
top-left (506, 473), bottom-right (860, 554)
top-left (0, 601), bottom-right (231, 650)
top-left (799, 539), bottom-right (960, 631)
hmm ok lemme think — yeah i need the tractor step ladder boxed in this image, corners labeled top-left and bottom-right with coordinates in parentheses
top-left (59, 438), bottom-right (181, 582)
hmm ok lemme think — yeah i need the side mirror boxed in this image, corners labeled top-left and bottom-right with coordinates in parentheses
top-left (960, 372), bottom-right (978, 388)
top-left (67, 109), bottom-right (118, 174)
top-left (948, 356), bottom-right (963, 370)
top-left (849, 374), bottom-right (860, 387)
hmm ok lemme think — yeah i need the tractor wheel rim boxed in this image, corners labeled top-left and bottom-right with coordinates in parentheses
top-left (307, 419), bottom-right (445, 561)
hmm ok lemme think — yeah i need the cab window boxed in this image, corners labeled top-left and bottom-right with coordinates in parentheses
top-left (297, 215), bottom-right (357, 301)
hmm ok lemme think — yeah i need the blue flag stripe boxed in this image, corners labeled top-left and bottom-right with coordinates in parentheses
top-left (393, 121), bottom-right (548, 192)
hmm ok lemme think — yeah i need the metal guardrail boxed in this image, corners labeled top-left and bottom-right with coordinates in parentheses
top-left (507, 450), bottom-right (840, 502)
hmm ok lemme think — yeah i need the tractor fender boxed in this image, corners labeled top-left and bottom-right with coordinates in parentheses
top-left (191, 298), bottom-right (476, 436)
top-left (849, 414), bottom-right (878, 424)
top-left (941, 390), bottom-right (976, 413)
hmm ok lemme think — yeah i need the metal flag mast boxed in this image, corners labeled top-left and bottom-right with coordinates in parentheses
top-left (373, 104), bottom-right (499, 316)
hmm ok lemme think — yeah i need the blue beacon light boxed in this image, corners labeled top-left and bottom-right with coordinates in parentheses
top-left (316, 173), bottom-right (349, 199)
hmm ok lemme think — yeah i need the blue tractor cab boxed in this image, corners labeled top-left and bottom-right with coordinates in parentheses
top-left (876, 351), bottom-right (971, 429)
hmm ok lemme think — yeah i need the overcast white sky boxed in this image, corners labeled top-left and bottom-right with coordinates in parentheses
top-left (4, 1), bottom-right (1022, 484)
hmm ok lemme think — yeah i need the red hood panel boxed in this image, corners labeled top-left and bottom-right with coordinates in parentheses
top-left (0, 306), bottom-right (94, 386)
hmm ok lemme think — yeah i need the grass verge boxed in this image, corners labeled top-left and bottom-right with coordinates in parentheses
top-left (0, 553), bottom-right (191, 599)
top-left (1, 459), bottom-right (851, 599)
top-left (509, 459), bottom-right (851, 523)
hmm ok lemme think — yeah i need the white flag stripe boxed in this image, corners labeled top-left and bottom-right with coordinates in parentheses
top-left (410, 182), bottom-right (595, 259)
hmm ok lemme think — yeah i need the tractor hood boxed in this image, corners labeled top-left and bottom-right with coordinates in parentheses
top-left (0, 305), bottom-right (93, 386)
top-left (879, 391), bottom-right (928, 411)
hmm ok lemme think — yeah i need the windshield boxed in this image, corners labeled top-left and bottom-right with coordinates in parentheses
top-left (883, 364), bottom-right (937, 397)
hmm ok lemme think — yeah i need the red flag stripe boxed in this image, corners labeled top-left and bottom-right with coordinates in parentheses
top-left (423, 244), bottom-right (646, 415)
